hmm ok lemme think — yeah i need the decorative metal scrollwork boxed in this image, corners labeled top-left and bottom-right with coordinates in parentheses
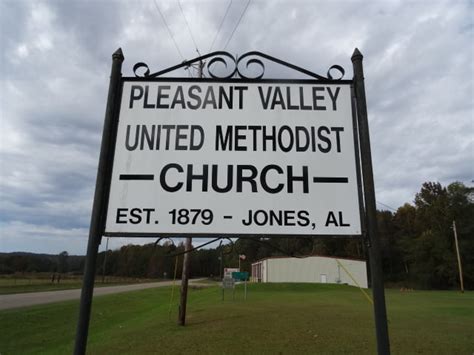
top-left (207, 52), bottom-right (237, 78)
top-left (133, 51), bottom-right (345, 80)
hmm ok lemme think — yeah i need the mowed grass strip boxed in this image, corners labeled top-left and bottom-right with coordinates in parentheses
top-left (0, 283), bottom-right (472, 354)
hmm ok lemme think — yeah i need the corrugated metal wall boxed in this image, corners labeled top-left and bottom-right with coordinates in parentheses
top-left (252, 256), bottom-right (367, 288)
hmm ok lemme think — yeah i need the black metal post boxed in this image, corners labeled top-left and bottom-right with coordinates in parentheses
top-left (351, 48), bottom-right (390, 355)
top-left (74, 48), bottom-right (124, 355)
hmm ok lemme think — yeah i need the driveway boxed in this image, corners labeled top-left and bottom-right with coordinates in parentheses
top-left (0, 279), bottom-right (210, 310)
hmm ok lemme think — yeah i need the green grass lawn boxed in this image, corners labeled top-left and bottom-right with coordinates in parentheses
top-left (0, 283), bottom-right (472, 354)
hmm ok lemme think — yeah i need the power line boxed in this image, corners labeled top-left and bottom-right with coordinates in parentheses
top-left (152, 0), bottom-right (185, 61)
top-left (209, 0), bottom-right (233, 52)
top-left (177, 0), bottom-right (201, 55)
top-left (377, 201), bottom-right (398, 212)
top-left (223, 0), bottom-right (252, 50)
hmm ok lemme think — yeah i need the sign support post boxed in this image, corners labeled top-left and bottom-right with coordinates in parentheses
top-left (74, 48), bottom-right (124, 355)
top-left (93, 49), bottom-right (388, 353)
top-left (244, 279), bottom-right (247, 300)
top-left (351, 48), bottom-right (390, 355)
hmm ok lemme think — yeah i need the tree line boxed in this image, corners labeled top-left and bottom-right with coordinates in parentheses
top-left (1, 181), bottom-right (472, 290)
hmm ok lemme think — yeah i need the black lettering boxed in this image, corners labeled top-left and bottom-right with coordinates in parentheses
top-left (310, 126), bottom-right (316, 152)
top-left (116, 208), bottom-right (128, 224)
top-left (234, 125), bottom-right (247, 151)
top-left (140, 125), bottom-right (155, 150)
top-left (248, 126), bottom-right (262, 151)
top-left (284, 210), bottom-right (296, 226)
top-left (258, 86), bottom-right (272, 109)
top-left (287, 166), bottom-right (309, 193)
top-left (162, 125), bottom-right (175, 150)
top-left (242, 210), bottom-right (252, 226)
top-left (216, 126), bottom-right (232, 151)
top-left (260, 165), bottom-right (284, 193)
top-left (155, 125), bottom-right (161, 150)
top-left (144, 85), bottom-right (155, 109)
top-left (278, 125), bottom-right (294, 152)
top-left (339, 211), bottom-right (350, 226)
top-left (211, 165), bottom-right (233, 193)
top-left (295, 126), bottom-right (310, 152)
top-left (186, 164), bottom-right (209, 192)
top-left (219, 86), bottom-right (233, 109)
top-left (269, 210), bottom-right (282, 225)
top-left (129, 85), bottom-right (143, 109)
top-left (187, 85), bottom-right (202, 109)
top-left (299, 86), bottom-right (312, 110)
top-left (286, 87), bottom-right (298, 110)
top-left (331, 127), bottom-right (344, 152)
top-left (143, 208), bottom-right (155, 223)
top-left (234, 86), bottom-right (248, 109)
top-left (312, 87), bottom-right (326, 111)
top-left (271, 87), bottom-right (286, 110)
top-left (254, 210), bottom-right (268, 226)
top-left (170, 86), bottom-right (185, 109)
top-left (129, 208), bottom-right (142, 224)
top-left (156, 86), bottom-right (170, 108)
top-left (125, 125), bottom-right (139, 151)
top-left (160, 163), bottom-right (184, 192)
top-left (297, 210), bottom-right (310, 226)
top-left (203, 86), bottom-right (217, 109)
top-left (325, 211), bottom-right (338, 226)
top-left (237, 165), bottom-right (258, 192)
top-left (190, 125), bottom-right (204, 150)
top-left (262, 126), bottom-right (276, 151)
top-left (327, 87), bottom-right (340, 111)
top-left (317, 126), bottom-right (331, 153)
top-left (175, 125), bottom-right (188, 150)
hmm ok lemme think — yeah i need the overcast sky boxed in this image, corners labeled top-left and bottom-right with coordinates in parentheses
top-left (0, 0), bottom-right (472, 255)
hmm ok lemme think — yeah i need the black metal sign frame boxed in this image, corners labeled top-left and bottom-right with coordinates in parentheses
top-left (74, 49), bottom-right (390, 355)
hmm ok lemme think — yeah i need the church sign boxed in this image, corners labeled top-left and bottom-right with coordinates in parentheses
top-left (105, 68), bottom-right (362, 236)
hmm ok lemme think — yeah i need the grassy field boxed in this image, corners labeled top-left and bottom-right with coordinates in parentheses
top-left (0, 274), bottom-right (158, 295)
top-left (0, 283), bottom-right (472, 354)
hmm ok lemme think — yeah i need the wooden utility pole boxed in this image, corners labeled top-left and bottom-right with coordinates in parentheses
top-left (101, 237), bottom-right (109, 283)
top-left (452, 220), bottom-right (464, 293)
top-left (178, 237), bottom-right (192, 325)
top-left (178, 59), bottom-right (205, 326)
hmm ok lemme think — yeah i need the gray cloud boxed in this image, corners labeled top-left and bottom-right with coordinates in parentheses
top-left (0, 0), bottom-right (472, 254)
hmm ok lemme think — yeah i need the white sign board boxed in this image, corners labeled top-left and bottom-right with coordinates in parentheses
top-left (224, 268), bottom-right (240, 278)
top-left (105, 80), bottom-right (361, 236)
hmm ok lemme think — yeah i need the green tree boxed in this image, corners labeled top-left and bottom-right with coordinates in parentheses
top-left (398, 181), bottom-right (474, 289)
top-left (57, 251), bottom-right (69, 274)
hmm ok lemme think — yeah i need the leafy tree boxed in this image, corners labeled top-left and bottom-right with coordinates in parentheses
top-left (392, 203), bottom-right (417, 279)
top-left (395, 182), bottom-right (474, 289)
top-left (57, 251), bottom-right (69, 274)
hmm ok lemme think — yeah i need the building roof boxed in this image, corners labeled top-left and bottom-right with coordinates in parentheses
top-left (251, 254), bottom-right (366, 265)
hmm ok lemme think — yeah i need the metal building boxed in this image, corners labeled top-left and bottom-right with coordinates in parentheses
top-left (251, 256), bottom-right (368, 288)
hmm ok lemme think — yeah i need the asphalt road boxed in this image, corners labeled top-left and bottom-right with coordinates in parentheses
top-left (0, 279), bottom-right (208, 311)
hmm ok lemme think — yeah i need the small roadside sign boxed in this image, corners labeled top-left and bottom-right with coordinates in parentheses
top-left (224, 267), bottom-right (239, 278)
top-left (232, 271), bottom-right (249, 281)
top-left (222, 277), bottom-right (235, 289)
